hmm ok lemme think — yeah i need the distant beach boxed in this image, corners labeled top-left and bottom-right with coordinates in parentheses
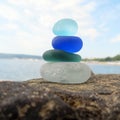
top-left (82, 61), bottom-right (120, 66)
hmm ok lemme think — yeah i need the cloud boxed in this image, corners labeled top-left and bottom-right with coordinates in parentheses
top-left (0, 0), bottom-right (101, 55)
top-left (8, 29), bottom-right (52, 54)
top-left (111, 34), bottom-right (120, 43)
top-left (80, 28), bottom-right (100, 40)
top-left (7, 0), bottom-right (99, 34)
top-left (7, 0), bottom-right (29, 6)
top-left (0, 23), bottom-right (19, 31)
top-left (0, 4), bottom-right (20, 20)
top-left (8, 1), bottom-right (96, 22)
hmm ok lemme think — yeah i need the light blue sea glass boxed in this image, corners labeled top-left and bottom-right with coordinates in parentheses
top-left (52, 18), bottom-right (78, 36)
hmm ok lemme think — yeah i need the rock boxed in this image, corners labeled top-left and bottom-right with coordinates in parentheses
top-left (52, 36), bottom-right (83, 53)
top-left (40, 62), bottom-right (92, 84)
top-left (26, 74), bottom-right (120, 120)
top-left (0, 74), bottom-right (120, 119)
top-left (42, 49), bottom-right (81, 62)
top-left (0, 82), bottom-right (77, 120)
top-left (52, 18), bottom-right (78, 36)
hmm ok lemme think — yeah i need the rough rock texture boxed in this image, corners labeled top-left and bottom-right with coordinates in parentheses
top-left (0, 82), bottom-right (76, 120)
top-left (0, 74), bottom-right (120, 120)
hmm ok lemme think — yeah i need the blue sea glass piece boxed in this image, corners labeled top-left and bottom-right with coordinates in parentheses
top-left (42, 49), bottom-right (81, 62)
top-left (52, 18), bottom-right (78, 36)
top-left (52, 36), bottom-right (83, 53)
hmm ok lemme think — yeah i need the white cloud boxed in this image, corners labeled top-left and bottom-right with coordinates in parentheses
top-left (81, 1), bottom-right (96, 12)
top-left (24, 9), bottom-right (33, 17)
top-left (52, 0), bottom-right (83, 11)
top-left (8, 0), bottom-right (96, 24)
top-left (7, 0), bottom-right (29, 6)
top-left (111, 34), bottom-right (120, 43)
top-left (0, 23), bottom-right (19, 31)
top-left (16, 31), bottom-right (31, 38)
top-left (9, 29), bottom-right (52, 55)
top-left (0, 4), bottom-right (20, 20)
top-left (80, 28), bottom-right (100, 40)
top-left (0, 0), bottom-right (101, 55)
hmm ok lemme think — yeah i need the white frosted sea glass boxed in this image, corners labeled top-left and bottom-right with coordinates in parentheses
top-left (40, 62), bottom-right (92, 84)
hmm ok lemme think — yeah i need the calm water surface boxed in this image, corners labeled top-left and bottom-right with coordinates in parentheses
top-left (0, 59), bottom-right (120, 81)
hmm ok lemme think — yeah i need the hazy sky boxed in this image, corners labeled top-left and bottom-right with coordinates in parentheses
top-left (0, 0), bottom-right (120, 58)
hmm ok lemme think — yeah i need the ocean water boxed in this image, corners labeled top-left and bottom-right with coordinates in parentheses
top-left (0, 59), bottom-right (44, 81)
top-left (0, 59), bottom-right (120, 81)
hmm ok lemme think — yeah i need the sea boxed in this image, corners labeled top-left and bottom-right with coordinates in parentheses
top-left (0, 59), bottom-right (120, 81)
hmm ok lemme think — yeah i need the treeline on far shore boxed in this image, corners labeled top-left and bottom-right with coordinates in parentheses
top-left (83, 54), bottom-right (120, 62)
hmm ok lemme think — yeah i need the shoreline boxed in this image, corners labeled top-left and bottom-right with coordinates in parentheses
top-left (81, 61), bottom-right (120, 66)
top-left (0, 58), bottom-right (120, 65)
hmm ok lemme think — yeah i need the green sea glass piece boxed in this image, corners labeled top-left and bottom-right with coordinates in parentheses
top-left (42, 49), bottom-right (81, 62)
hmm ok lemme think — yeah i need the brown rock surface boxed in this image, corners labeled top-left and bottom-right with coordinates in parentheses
top-left (0, 74), bottom-right (120, 120)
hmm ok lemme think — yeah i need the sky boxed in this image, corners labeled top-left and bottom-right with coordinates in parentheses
top-left (0, 0), bottom-right (120, 58)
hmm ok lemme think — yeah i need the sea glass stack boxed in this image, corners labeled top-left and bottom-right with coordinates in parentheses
top-left (40, 18), bottom-right (92, 84)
